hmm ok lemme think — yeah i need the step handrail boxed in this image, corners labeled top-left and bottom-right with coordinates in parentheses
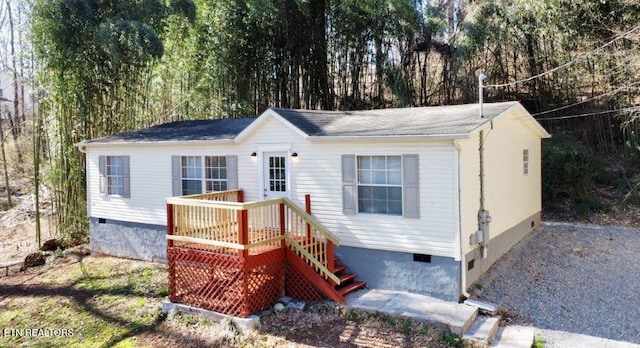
top-left (285, 235), bottom-right (341, 285)
top-left (281, 198), bottom-right (340, 245)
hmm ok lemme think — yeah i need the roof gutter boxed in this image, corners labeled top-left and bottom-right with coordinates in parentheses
top-left (74, 138), bottom-right (236, 148)
top-left (307, 134), bottom-right (471, 143)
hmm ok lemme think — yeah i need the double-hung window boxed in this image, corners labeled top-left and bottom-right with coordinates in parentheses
top-left (178, 155), bottom-right (229, 196)
top-left (106, 156), bottom-right (125, 196)
top-left (99, 155), bottom-right (130, 198)
top-left (205, 156), bottom-right (228, 192)
top-left (181, 156), bottom-right (203, 195)
top-left (342, 154), bottom-right (419, 218)
top-left (357, 155), bottom-right (403, 215)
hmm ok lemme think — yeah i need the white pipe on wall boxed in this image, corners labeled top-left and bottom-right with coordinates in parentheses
top-left (478, 73), bottom-right (487, 118)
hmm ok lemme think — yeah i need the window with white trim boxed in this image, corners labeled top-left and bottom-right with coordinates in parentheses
top-left (181, 156), bottom-right (202, 195)
top-left (523, 149), bottom-right (529, 175)
top-left (205, 156), bottom-right (228, 192)
top-left (357, 155), bottom-right (403, 215)
top-left (106, 156), bottom-right (125, 196)
top-left (180, 156), bottom-right (228, 195)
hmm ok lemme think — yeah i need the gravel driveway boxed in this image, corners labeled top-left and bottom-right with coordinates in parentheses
top-left (468, 222), bottom-right (640, 344)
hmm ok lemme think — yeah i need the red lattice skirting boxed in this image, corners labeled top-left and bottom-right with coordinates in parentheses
top-left (285, 262), bottom-right (325, 302)
top-left (168, 246), bottom-right (285, 318)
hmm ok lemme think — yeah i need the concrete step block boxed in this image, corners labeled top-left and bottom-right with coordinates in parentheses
top-left (464, 298), bottom-right (499, 315)
top-left (462, 315), bottom-right (501, 348)
top-left (491, 325), bottom-right (535, 348)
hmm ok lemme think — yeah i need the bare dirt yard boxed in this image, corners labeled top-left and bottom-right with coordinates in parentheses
top-left (0, 195), bottom-right (55, 265)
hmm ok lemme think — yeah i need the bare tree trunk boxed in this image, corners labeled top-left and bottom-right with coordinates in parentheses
top-left (6, 0), bottom-right (22, 160)
top-left (33, 99), bottom-right (42, 248)
top-left (18, 3), bottom-right (25, 126)
top-left (0, 116), bottom-right (11, 208)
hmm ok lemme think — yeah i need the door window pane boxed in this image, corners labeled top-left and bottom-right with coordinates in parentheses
top-left (269, 156), bottom-right (286, 192)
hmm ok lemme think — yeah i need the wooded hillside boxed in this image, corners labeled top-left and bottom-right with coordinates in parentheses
top-left (1, 0), bottom-right (639, 241)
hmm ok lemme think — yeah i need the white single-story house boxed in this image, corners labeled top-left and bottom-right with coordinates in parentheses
top-left (77, 101), bottom-right (550, 301)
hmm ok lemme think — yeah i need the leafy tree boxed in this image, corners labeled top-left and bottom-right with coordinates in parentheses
top-left (32, 0), bottom-right (194, 242)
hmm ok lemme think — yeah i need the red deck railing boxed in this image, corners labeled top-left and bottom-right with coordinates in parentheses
top-left (165, 190), bottom-right (341, 317)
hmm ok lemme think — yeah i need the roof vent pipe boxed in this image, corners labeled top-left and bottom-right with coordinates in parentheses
top-left (478, 73), bottom-right (487, 118)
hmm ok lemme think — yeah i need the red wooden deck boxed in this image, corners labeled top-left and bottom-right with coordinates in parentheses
top-left (166, 191), bottom-right (365, 318)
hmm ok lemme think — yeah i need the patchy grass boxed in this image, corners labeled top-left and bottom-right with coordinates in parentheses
top-left (0, 253), bottom-right (167, 348)
top-left (532, 337), bottom-right (546, 348)
top-left (0, 250), bottom-right (457, 347)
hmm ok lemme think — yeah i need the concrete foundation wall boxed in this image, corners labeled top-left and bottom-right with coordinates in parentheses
top-left (335, 246), bottom-right (460, 301)
top-left (465, 211), bottom-right (541, 287)
top-left (90, 218), bottom-right (167, 262)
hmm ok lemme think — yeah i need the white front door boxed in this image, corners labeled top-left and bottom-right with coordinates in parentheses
top-left (263, 151), bottom-right (289, 199)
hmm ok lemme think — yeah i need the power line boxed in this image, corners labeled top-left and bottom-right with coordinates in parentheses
top-left (531, 80), bottom-right (640, 116)
top-left (484, 25), bottom-right (640, 88)
top-left (536, 106), bottom-right (640, 121)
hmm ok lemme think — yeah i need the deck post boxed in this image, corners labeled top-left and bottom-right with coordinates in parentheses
top-left (305, 194), bottom-right (312, 241)
top-left (238, 209), bottom-right (249, 258)
top-left (279, 203), bottom-right (286, 248)
top-left (166, 203), bottom-right (174, 248)
top-left (237, 189), bottom-right (244, 203)
top-left (327, 240), bottom-right (335, 279)
top-left (166, 203), bottom-right (175, 300)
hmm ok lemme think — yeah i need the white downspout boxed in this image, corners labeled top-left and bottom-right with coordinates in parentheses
top-left (455, 140), bottom-right (471, 298)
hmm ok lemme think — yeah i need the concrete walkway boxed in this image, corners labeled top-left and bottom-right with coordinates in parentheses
top-left (536, 329), bottom-right (640, 348)
top-left (346, 289), bottom-right (477, 335)
top-left (346, 289), bottom-right (639, 348)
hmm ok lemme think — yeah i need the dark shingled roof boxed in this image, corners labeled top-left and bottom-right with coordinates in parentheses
top-left (79, 102), bottom-right (521, 145)
top-left (272, 102), bottom-right (517, 137)
top-left (81, 118), bottom-right (256, 144)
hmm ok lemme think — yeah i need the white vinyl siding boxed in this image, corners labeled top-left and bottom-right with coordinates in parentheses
top-left (86, 114), bottom-right (456, 257)
top-left (88, 146), bottom-right (248, 226)
top-left (458, 109), bottom-right (543, 256)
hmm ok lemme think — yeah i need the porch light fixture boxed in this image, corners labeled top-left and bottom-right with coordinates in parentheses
top-left (291, 152), bottom-right (298, 157)
top-left (251, 152), bottom-right (257, 157)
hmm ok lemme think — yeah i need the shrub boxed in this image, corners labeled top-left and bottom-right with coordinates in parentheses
top-left (575, 194), bottom-right (609, 218)
top-left (542, 132), bottom-right (613, 217)
top-left (626, 193), bottom-right (640, 207)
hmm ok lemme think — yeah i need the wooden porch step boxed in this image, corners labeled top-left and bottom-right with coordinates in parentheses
top-left (337, 280), bottom-right (366, 297)
top-left (339, 273), bottom-right (356, 284)
top-left (333, 264), bottom-right (347, 275)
